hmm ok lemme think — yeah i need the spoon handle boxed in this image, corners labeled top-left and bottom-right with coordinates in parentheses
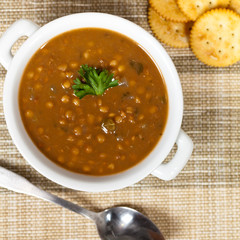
top-left (0, 166), bottom-right (97, 220)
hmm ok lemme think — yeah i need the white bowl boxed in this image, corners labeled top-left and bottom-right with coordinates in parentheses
top-left (0, 13), bottom-right (193, 192)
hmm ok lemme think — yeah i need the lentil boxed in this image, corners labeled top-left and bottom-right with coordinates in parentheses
top-left (46, 101), bottom-right (54, 108)
top-left (61, 95), bottom-right (70, 103)
top-left (110, 60), bottom-right (118, 67)
top-left (57, 64), bottom-right (67, 71)
top-left (73, 126), bottom-right (82, 136)
top-left (85, 146), bottom-right (93, 153)
top-left (99, 106), bottom-right (109, 113)
top-left (62, 81), bottom-right (71, 89)
top-left (96, 134), bottom-right (105, 143)
top-left (72, 98), bottom-right (80, 106)
top-left (25, 110), bottom-right (33, 118)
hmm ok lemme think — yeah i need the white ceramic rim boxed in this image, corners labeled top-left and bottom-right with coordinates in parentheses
top-left (3, 13), bottom-right (183, 192)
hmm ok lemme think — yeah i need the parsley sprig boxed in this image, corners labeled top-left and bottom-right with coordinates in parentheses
top-left (72, 64), bottom-right (118, 99)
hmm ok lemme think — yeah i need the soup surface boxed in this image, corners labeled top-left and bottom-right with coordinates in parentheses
top-left (19, 28), bottom-right (168, 176)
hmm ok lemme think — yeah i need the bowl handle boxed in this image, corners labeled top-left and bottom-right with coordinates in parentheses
top-left (0, 19), bottom-right (39, 70)
top-left (151, 129), bottom-right (193, 180)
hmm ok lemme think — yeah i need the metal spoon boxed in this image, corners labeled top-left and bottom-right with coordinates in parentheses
top-left (0, 166), bottom-right (165, 240)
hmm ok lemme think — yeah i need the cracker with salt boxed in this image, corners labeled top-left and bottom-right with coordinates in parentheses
top-left (177, 0), bottom-right (230, 21)
top-left (190, 9), bottom-right (240, 67)
top-left (150, 0), bottom-right (190, 22)
top-left (148, 7), bottom-right (193, 48)
top-left (229, 0), bottom-right (240, 14)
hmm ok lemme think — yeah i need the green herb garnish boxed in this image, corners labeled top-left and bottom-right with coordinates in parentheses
top-left (72, 64), bottom-right (119, 99)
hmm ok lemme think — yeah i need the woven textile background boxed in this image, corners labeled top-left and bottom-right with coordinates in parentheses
top-left (0, 0), bottom-right (239, 239)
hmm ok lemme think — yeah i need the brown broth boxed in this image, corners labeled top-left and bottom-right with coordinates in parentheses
top-left (19, 28), bottom-right (168, 176)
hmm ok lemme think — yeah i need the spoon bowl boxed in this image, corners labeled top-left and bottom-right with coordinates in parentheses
top-left (96, 207), bottom-right (165, 240)
top-left (0, 166), bottom-right (165, 240)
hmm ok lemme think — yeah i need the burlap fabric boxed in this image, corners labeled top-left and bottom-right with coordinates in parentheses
top-left (0, 0), bottom-right (239, 239)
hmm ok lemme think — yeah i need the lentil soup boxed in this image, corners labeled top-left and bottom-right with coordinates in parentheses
top-left (19, 28), bottom-right (168, 176)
